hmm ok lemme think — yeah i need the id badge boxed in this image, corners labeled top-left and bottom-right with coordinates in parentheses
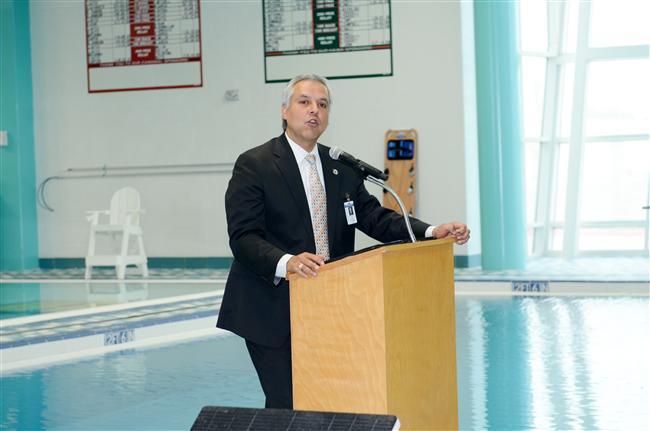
top-left (344, 200), bottom-right (357, 225)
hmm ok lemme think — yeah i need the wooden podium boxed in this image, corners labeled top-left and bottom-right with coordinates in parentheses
top-left (288, 238), bottom-right (458, 430)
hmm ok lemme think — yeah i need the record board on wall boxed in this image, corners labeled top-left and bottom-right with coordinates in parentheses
top-left (263, 0), bottom-right (393, 82)
top-left (85, 0), bottom-right (203, 93)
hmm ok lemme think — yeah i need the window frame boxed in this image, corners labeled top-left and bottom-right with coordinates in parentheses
top-left (520, 0), bottom-right (650, 258)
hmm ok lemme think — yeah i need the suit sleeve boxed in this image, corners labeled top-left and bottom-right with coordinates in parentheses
top-left (225, 152), bottom-right (286, 283)
top-left (352, 178), bottom-right (430, 242)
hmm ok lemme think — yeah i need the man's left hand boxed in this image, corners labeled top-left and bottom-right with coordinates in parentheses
top-left (433, 222), bottom-right (470, 245)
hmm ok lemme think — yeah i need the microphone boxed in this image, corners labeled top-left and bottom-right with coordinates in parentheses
top-left (329, 147), bottom-right (388, 181)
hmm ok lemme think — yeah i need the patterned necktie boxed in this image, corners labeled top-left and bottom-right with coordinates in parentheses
top-left (305, 154), bottom-right (330, 260)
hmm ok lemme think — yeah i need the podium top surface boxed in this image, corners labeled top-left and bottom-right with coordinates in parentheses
top-left (288, 237), bottom-right (454, 282)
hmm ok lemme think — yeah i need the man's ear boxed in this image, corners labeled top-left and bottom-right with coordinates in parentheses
top-left (281, 105), bottom-right (288, 120)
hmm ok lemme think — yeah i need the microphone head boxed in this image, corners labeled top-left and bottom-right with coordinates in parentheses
top-left (329, 147), bottom-right (342, 160)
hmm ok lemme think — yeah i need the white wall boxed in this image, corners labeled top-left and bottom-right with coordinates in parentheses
top-left (31, 1), bottom-right (481, 259)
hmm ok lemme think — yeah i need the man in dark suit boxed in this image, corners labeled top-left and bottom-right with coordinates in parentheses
top-left (217, 74), bottom-right (470, 409)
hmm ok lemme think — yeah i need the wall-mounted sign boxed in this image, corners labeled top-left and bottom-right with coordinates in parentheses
top-left (85, 0), bottom-right (203, 93)
top-left (263, 0), bottom-right (392, 82)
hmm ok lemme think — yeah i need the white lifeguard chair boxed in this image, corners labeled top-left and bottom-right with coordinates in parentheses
top-left (85, 187), bottom-right (149, 279)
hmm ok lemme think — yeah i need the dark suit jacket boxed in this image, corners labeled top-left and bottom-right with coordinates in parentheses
top-left (217, 134), bottom-right (430, 347)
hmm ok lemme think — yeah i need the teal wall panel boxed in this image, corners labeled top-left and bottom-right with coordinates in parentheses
top-left (0, 0), bottom-right (39, 270)
top-left (474, 0), bottom-right (527, 270)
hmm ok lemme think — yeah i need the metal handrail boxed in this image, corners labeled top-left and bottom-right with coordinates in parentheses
top-left (37, 162), bottom-right (234, 211)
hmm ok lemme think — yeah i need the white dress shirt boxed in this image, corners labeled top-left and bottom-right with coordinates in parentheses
top-left (274, 134), bottom-right (326, 280)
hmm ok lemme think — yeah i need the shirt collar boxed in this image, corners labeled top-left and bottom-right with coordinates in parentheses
top-left (285, 133), bottom-right (320, 164)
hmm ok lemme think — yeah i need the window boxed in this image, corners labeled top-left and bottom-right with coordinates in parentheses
top-left (519, 0), bottom-right (650, 257)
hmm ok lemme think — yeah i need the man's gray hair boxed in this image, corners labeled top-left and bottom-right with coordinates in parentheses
top-left (281, 74), bottom-right (332, 130)
top-left (281, 73), bottom-right (332, 108)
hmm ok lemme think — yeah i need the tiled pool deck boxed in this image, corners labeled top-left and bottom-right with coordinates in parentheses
top-left (2, 256), bottom-right (648, 282)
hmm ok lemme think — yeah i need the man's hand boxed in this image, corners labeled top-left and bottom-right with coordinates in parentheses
top-left (433, 222), bottom-right (470, 245)
top-left (287, 252), bottom-right (326, 278)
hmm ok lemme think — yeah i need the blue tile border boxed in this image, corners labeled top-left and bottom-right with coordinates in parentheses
top-left (457, 278), bottom-right (647, 283)
top-left (1, 267), bottom-right (231, 280)
top-left (0, 294), bottom-right (224, 349)
top-left (0, 308), bottom-right (220, 349)
top-left (39, 255), bottom-right (477, 269)
top-left (3, 256), bottom-right (645, 283)
top-left (39, 257), bottom-right (234, 270)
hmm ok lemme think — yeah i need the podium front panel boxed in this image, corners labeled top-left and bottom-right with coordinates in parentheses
top-left (290, 253), bottom-right (389, 414)
top-left (289, 239), bottom-right (458, 430)
top-left (383, 241), bottom-right (458, 429)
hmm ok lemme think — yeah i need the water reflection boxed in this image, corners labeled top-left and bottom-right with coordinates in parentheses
top-left (85, 282), bottom-right (149, 305)
top-left (0, 282), bottom-right (219, 319)
top-left (0, 334), bottom-right (261, 430)
top-left (1, 296), bottom-right (647, 429)
top-left (523, 297), bottom-right (554, 430)
top-left (456, 299), bottom-right (487, 429)
top-left (456, 296), bottom-right (649, 430)
top-left (0, 283), bottom-right (42, 319)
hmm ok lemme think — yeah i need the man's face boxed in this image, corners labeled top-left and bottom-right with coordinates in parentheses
top-left (282, 80), bottom-right (330, 150)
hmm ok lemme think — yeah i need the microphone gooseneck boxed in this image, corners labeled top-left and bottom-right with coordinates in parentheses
top-left (329, 147), bottom-right (415, 243)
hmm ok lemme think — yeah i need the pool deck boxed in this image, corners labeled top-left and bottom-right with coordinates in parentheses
top-left (1, 256), bottom-right (648, 282)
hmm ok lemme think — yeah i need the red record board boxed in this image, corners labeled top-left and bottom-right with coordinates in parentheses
top-left (85, 0), bottom-right (203, 93)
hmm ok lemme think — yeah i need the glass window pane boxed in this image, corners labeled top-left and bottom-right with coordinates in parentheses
top-left (580, 140), bottom-right (650, 222)
top-left (521, 57), bottom-right (546, 137)
top-left (562, 0), bottom-right (579, 53)
top-left (557, 62), bottom-right (575, 138)
top-left (552, 143), bottom-right (569, 223)
top-left (579, 227), bottom-right (646, 250)
top-left (519, 0), bottom-right (548, 52)
top-left (525, 141), bottom-right (540, 225)
top-left (550, 227), bottom-right (564, 251)
top-left (527, 227), bottom-right (535, 255)
top-left (590, 0), bottom-right (650, 47)
top-left (584, 59), bottom-right (650, 137)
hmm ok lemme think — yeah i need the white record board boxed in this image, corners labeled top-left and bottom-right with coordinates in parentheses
top-left (263, 0), bottom-right (393, 82)
top-left (85, 0), bottom-right (203, 93)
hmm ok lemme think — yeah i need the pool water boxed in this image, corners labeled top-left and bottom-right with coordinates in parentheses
top-left (1, 296), bottom-right (648, 430)
top-left (0, 282), bottom-right (220, 319)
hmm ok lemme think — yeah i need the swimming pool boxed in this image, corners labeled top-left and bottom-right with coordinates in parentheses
top-left (1, 296), bottom-right (648, 430)
top-left (0, 282), bottom-right (221, 320)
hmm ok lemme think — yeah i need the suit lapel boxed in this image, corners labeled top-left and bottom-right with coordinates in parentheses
top-left (273, 135), bottom-right (315, 243)
top-left (319, 144), bottom-right (341, 254)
